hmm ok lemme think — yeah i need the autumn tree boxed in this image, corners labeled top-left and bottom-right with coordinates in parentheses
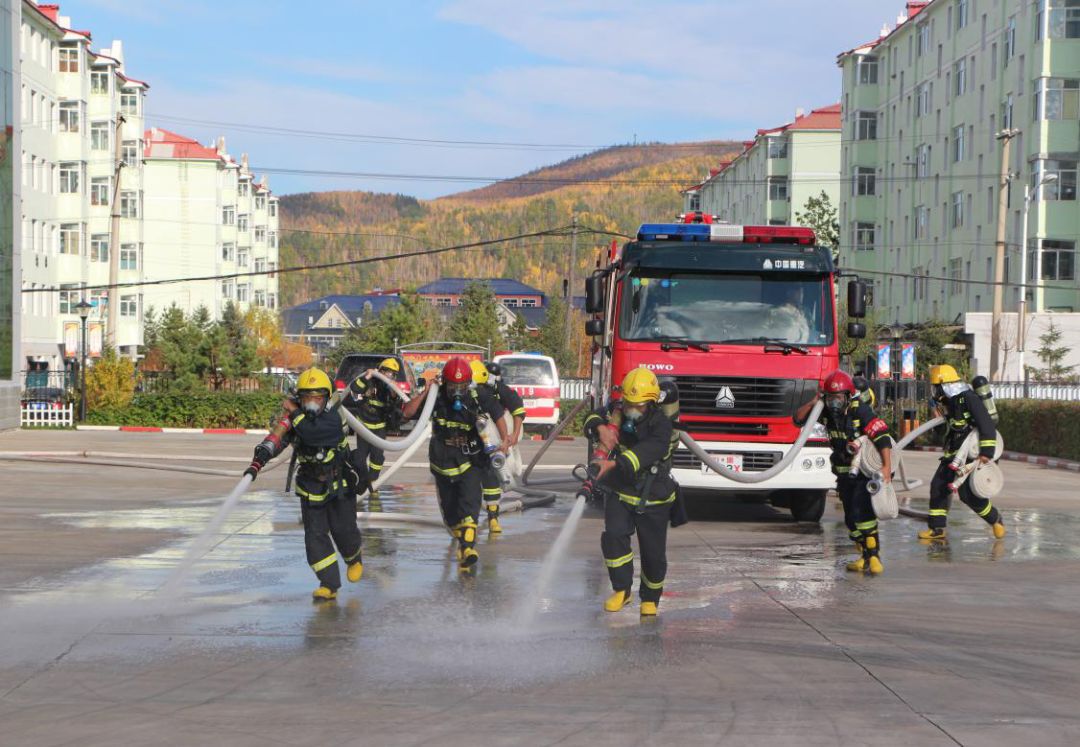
top-left (448, 282), bottom-right (505, 351)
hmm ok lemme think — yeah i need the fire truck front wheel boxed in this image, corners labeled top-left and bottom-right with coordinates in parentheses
top-left (788, 490), bottom-right (827, 523)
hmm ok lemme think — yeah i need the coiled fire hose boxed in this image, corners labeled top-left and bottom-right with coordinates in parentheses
top-left (335, 384), bottom-right (437, 452)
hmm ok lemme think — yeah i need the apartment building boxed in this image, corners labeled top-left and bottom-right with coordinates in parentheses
top-left (142, 129), bottom-right (279, 319)
top-left (838, 0), bottom-right (1080, 330)
top-left (683, 104), bottom-right (842, 226)
top-left (1, 0), bottom-right (19, 428)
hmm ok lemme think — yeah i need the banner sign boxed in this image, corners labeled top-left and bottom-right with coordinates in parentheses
top-left (88, 322), bottom-right (103, 358)
top-left (401, 351), bottom-right (484, 383)
top-left (900, 343), bottom-right (916, 380)
top-left (876, 343), bottom-right (892, 379)
top-left (63, 322), bottom-right (79, 359)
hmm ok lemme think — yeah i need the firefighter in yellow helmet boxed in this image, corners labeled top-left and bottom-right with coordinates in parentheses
top-left (347, 357), bottom-right (404, 502)
top-left (920, 364), bottom-right (1005, 542)
top-left (244, 368), bottom-right (362, 601)
top-left (584, 367), bottom-right (682, 617)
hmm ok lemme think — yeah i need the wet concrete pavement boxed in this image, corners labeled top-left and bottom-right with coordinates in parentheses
top-left (1, 430), bottom-right (1079, 745)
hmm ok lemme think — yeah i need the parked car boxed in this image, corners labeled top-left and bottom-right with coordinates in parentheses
top-left (493, 353), bottom-right (561, 436)
top-left (332, 353), bottom-right (420, 433)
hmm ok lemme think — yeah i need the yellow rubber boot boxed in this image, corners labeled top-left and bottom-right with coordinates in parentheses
top-left (845, 540), bottom-right (867, 572)
top-left (865, 534), bottom-right (883, 575)
top-left (604, 589), bottom-right (632, 612)
top-left (640, 601), bottom-right (658, 617)
top-left (459, 547), bottom-right (479, 570)
top-left (347, 561), bottom-right (363, 583)
top-left (992, 521), bottom-right (1006, 539)
top-left (487, 504), bottom-right (502, 534)
top-left (312, 586), bottom-right (337, 601)
top-left (918, 527), bottom-right (947, 541)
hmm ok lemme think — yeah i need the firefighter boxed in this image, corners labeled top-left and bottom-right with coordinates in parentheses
top-left (244, 368), bottom-right (362, 601)
top-left (348, 357), bottom-right (403, 501)
top-left (402, 357), bottom-right (509, 571)
top-left (585, 367), bottom-right (680, 617)
top-left (470, 360), bottom-right (527, 533)
top-left (920, 364), bottom-right (1006, 541)
top-left (795, 370), bottom-right (893, 574)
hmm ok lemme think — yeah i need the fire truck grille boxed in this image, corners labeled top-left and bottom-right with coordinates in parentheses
top-left (681, 420), bottom-right (769, 436)
top-left (671, 450), bottom-right (782, 472)
top-left (671, 376), bottom-right (796, 418)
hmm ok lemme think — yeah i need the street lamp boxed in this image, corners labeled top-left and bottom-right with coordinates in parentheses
top-left (1017, 172), bottom-right (1058, 381)
top-left (889, 323), bottom-right (905, 432)
top-left (76, 299), bottom-right (92, 422)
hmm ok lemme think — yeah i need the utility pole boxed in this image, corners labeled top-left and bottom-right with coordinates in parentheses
top-left (989, 128), bottom-right (1018, 382)
top-left (105, 114), bottom-right (126, 349)
top-left (564, 215), bottom-right (578, 353)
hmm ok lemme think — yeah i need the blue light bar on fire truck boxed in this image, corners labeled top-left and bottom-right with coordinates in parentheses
top-left (636, 223), bottom-right (815, 245)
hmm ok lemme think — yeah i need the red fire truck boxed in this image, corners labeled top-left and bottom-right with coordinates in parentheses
top-left (583, 214), bottom-right (867, 521)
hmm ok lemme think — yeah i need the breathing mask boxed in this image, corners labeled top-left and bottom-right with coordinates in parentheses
top-left (446, 382), bottom-right (469, 411)
top-left (622, 402), bottom-right (647, 423)
top-left (299, 391), bottom-right (328, 416)
top-left (825, 392), bottom-right (849, 414)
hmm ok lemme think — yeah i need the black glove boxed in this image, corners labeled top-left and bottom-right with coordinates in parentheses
top-left (244, 443), bottom-right (273, 480)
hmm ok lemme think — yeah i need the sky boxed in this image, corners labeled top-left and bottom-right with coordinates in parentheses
top-left (64, 0), bottom-right (903, 198)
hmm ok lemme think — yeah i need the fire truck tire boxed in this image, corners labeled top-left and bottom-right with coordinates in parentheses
top-left (789, 490), bottom-right (827, 522)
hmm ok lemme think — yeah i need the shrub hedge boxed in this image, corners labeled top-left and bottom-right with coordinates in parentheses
top-left (86, 392), bottom-right (284, 429)
top-left (995, 400), bottom-right (1080, 462)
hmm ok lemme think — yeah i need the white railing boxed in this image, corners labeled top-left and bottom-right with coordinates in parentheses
top-left (993, 382), bottom-right (1080, 401)
top-left (560, 378), bottom-right (592, 401)
top-left (20, 405), bottom-right (74, 428)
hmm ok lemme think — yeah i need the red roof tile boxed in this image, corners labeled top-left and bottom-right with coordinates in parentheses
top-left (788, 103), bottom-right (842, 130)
top-left (143, 128), bottom-right (221, 161)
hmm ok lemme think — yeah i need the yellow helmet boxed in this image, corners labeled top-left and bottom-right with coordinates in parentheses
top-left (620, 367), bottom-right (660, 404)
top-left (297, 367), bottom-right (332, 394)
top-left (379, 358), bottom-right (401, 373)
top-left (928, 364), bottom-right (961, 385)
top-left (469, 359), bottom-right (490, 385)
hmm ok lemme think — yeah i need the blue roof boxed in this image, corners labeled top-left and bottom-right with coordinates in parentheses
top-left (416, 278), bottom-right (545, 297)
top-left (516, 307), bottom-right (548, 329)
top-left (281, 294), bottom-right (400, 336)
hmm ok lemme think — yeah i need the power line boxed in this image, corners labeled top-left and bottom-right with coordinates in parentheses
top-left (842, 266), bottom-right (1078, 293)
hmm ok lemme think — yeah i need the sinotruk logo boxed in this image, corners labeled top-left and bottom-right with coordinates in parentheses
top-left (715, 386), bottom-right (735, 409)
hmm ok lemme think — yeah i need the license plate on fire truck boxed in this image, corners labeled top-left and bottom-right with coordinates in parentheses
top-left (701, 454), bottom-right (743, 474)
top-left (524, 399), bottom-right (539, 408)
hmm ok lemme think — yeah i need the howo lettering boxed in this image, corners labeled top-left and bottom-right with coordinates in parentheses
top-left (583, 213), bottom-right (869, 522)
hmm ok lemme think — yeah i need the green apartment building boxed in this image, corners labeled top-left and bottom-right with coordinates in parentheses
top-left (683, 104), bottom-right (841, 226)
top-left (838, 0), bottom-right (1080, 330)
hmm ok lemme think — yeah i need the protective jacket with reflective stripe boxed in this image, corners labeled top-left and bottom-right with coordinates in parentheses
top-left (425, 387), bottom-right (505, 478)
top-left (941, 389), bottom-right (997, 460)
top-left (817, 399), bottom-right (892, 476)
top-left (589, 405), bottom-right (675, 503)
top-left (270, 407), bottom-right (353, 500)
top-left (493, 380), bottom-right (527, 419)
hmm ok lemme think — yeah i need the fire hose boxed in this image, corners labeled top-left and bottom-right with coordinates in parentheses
top-left (334, 383), bottom-right (438, 452)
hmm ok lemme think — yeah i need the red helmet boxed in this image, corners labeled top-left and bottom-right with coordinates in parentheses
top-left (442, 356), bottom-right (473, 385)
top-left (823, 370), bottom-right (856, 394)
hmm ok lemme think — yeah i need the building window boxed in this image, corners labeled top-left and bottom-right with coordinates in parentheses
top-left (90, 177), bottom-right (110, 206)
top-left (268, 230), bottom-right (278, 249)
top-left (1002, 94), bottom-right (1014, 129)
top-left (268, 294), bottom-right (277, 310)
top-left (915, 206), bottom-right (930, 239)
top-left (269, 201), bottom-right (278, 218)
top-left (121, 243), bottom-right (138, 270)
top-left (59, 224), bottom-right (80, 255)
top-left (238, 181), bottom-right (249, 197)
top-left (916, 82), bottom-right (931, 117)
top-left (120, 191), bottom-right (139, 219)
top-left (916, 144), bottom-right (932, 178)
top-left (91, 71), bottom-right (109, 94)
top-left (237, 248), bottom-right (249, 268)
top-left (59, 162), bottom-right (80, 194)
top-left (222, 243), bottom-right (236, 262)
top-left (254, 226), bottom-right (267, 243)
top-left (956, 0), bottom-right (969, 30)
top-left (221, 280), bottom-right (234, 299)
top-left (1035, 78), bottom-right (1080, 120)
top-left (853, 167), bottom-right (876, 196)
top-left (237, 213), bottom-right (249, 232)
top-left (1034, 159), bottom-right (1078, 200)
top-left (122, 140), bottom-right (139, 167)
top-left (254, 290), bottom-right (266, 307)
top-left (1004, 16), bottom-right (1016, 64)
top-left (222, 206), bottom-right (236, 225)
top-left (59, 46), bottom-right (78, 73)
top-left (236, 284), bottom-right (250, 303)
top-left (255, 195), bottom-right (266, 211)
top-left (90, 121), bottom-right (109, 151)
top-left (120, 295), bottom-right (137, 318)
top-left (58, 285), bottom-right (80, 314)
top-left (953, 124), bottom-right (966, 162)
top-left (857, 56), bottom-right (879, 85)
top-left (767, 177), bottom-right (789, 201)
top-left (59, 101), bottom-right (79, 132)
top-left (254, 258), bottom-right (267, 274)
top-left (767, 138), bottom-right (788, 159)
top-left (90, 234), bottom-right (109, 263)
top-left (1035, 239), bottom-right (1076, 280)
top-left (268, 262), bottom-right (277, 278)
top-left (1044, 0), bottom-right (1080, 39)
top-left (954, 59), bottom-right (967, 97)
top-left (854, 223), bottom-right (876, 251)
top-left (917, 22), bottom-right (931, 55)
top-left (952, 191), bottom-right (965, 228)
top-left (855, 111), bottom-right (877, 140)
top-left (949, 258), bottom-right (963, 293)
top-left (120, 92), bottom-right (139, 115)
top-left (434, 297), bottom-right (453, 307)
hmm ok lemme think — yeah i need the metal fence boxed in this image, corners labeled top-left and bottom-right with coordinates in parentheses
top-left (991, 381), bottom-right (1080, 401)
top-left (136, 372), bottom-right (296, 394)
top-left (21, 404), bottom-right (74, 428)
top-left (560, 378), bottom-right (591, 400)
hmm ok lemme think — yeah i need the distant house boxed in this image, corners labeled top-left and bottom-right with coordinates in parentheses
top-left (417, 278), bottom-right (552, 334)
top-left (281, 292), bottom-right (400, 358)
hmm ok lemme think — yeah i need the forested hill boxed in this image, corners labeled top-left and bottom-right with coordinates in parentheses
top-left (277, 141), bottom-right (736, 307)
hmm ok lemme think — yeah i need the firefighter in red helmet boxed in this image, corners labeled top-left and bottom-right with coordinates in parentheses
top-left (795, 370), bottom-right (893, 574)
top-left (402, 357), bottom-right (509, 571)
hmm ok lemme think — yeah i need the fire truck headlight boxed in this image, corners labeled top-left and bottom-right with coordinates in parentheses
top-left (815, 457), bottom-right (827, 469)
top-left (801, 458), bottom-right (813, 471)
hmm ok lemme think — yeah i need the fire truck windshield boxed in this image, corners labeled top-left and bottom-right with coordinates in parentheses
top-left (619, 271), bottom-right (834, 346)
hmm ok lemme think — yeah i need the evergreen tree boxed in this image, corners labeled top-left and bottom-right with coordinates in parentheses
top-left (323, 293), bottom-right (443, 370)
top-left (536, 296), bottom-right (575, 373)
top-left (218, 301), bottom-right (259, 379)
top-left (448, 282), bottom-right (505, 351)
top-left (1033, 320), bottom-right (1077, 383)
top-left (795, 191), bottom-right (841, 262)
